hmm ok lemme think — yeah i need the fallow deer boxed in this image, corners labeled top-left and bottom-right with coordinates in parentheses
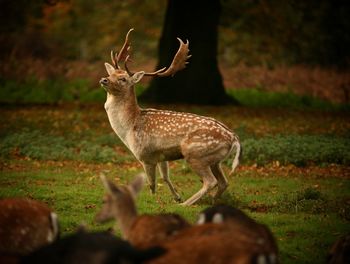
top-left (149, 204), bottom-right (278, 264)
top-left (197, 204), bottom-right (278, 263)
top-left (95, 174), bottom-right (191, 249)
top-left (150, 222), bottom-right (278, 264)
top-left (0, 198), bottom-right (59, 259)
top-left (100, 28), bottom-right (241, 205)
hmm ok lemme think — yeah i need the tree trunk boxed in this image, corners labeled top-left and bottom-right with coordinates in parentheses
top-left (140, 0), bottom-right (235, 105)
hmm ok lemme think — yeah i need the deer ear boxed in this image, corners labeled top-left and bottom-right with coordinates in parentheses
top-left (104, 63), bottom-right (115, 76)
top-left (100, 174), bottom-right (118, 194)
top-left (131, 71), bottom-right (145, 84)
top-left (129, 173), bottom-right (145, 196)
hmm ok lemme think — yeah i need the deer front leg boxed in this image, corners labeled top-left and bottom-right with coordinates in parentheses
top-left (158, 161), bottom-right (182, 202)
top-left (142, 163), bottom-right (157, 194)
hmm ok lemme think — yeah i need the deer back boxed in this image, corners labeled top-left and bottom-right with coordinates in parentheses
top-left (0, 198), bottom-right (59, 256)
top-left (149, 223), bottom-right (276, 264)
top-left (128, 214), bottom-right (191, 248)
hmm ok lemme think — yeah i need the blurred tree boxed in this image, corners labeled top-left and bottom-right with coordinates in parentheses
top-left (40, 0), bottom-right (166, 61)
top-left (219, 0), bottom-right (350, 68)
top-left (140, 0), bottom-right (235, 105)
top-left (0, 0), bottom-right (47, 58)
top-left (1, 0), bottom-right (348, 83)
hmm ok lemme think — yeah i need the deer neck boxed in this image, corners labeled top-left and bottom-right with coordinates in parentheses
top-left (104, 87), bottom-right (140, 144)
top-left (115, 201), bottom-right (138, 239)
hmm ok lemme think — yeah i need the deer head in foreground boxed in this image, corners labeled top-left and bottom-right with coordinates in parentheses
top-left (95, 174), bottom-right (190, 248)
top-left (100, 28), bottom-right (241, 206)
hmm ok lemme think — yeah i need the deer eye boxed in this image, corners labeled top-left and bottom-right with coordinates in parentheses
top-left (118, 77), bottom-right (127, 83)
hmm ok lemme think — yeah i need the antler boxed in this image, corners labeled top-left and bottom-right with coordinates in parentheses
top-left (126, 38), bottom-right (191, 77)
top-left (111, 28), bottom-right (134, 70)
top-left (113, 29), bottom-right (191, 77)
top-left (146, 38), bottom-right (191, 77)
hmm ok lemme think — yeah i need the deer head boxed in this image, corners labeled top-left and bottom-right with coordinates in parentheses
top-left (95, 174), bottom-right (145, 224)
top-left (99, 28), bottom-right (191, 95)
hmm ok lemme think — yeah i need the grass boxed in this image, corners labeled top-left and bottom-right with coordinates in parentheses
top-left (1, 130), bottom-right (349, 166)
top-left (0, 78), bottom-right (105, 104)
top-left (0, 161), bottom-right (348, 264)
top-left (1, 78), bottom-right (350, 111)
top-left (0, 97), bottom-right (349, 263)
top-left (241, 134), bottom-right (350, 166)
top-left (226, 88), bottom-right (349, 110)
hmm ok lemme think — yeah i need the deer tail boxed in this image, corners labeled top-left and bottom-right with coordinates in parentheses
top-left (229, 140), bottom-right (241, 176)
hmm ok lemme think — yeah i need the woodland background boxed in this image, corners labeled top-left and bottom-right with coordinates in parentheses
top-left (0, 0), bottom-right (349, 104)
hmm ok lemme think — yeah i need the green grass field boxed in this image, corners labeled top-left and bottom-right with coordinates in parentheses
top-left (0, 97), bottom-right (349, 263)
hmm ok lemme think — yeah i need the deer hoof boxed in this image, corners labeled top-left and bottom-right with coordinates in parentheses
top-left (174, 196), bottom-right (182, 203)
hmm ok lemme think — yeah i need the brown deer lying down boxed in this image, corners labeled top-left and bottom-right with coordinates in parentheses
top-left (151, 205), bottom-right (278, 264)
top-left (99, 28), bottom-right (241, 206)
top-left (0, 197), bottom-right (59, 261)
top-left (21, 229), bottom-right (165, 264)
top-left (96, 174), bottom-right (279, 263)
top-left (151, 223), bottom-right (277, 264)
top-left (197, 204), bottom-right (279, 264)
top-left (95, 174), bottom-right (191, 248)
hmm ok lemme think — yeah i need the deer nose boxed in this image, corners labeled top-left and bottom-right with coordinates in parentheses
top-left (100, 78), bottom-right (109, 85)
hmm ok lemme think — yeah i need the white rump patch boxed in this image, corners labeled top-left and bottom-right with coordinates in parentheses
top-left (212, 213), bottom-right (224, 224)
top-left (197, 213), bottom-right (206, 225)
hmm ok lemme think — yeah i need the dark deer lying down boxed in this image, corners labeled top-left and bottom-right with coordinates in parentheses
top-left (99, 28), bottom-right (241, 206)
top-left (0, 198), bottom-right (59, 260)
top-left (21, 229), bottom-right (165, 264)
top-left (95, 174), bottom-right (191, 249)
top-left (96, 174), bottom-right (279, 264)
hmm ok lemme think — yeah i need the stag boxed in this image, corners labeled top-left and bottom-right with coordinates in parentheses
top-left (100, 28), bottom-right (241, 205)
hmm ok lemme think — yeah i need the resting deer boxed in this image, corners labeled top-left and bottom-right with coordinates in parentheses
top-left (150, 222), bottom-right (278, 264)
top-left (197, 204), bottom-right (278, 263)
top-left (100, 28), bottom-right (241, 206)
top-left (95, 174), bottom-right (191, 248)
top-left (151, 204), bottom-right (278, 264)
top-left (0, 198), bottom-right (59, 260)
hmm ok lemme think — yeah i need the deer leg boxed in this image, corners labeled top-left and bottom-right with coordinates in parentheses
top-left (142, 163), bottom-right (157, 194)
top-left (158, 161), bottom-right (182, 202)
top-left (181, 160), bottom-right (217, 206)
top-left (210, 162), bottom-right (228, 199)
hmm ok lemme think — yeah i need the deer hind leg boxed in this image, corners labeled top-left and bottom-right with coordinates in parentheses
top-left (158, 161), bottom-right (182, 202)
top-left (142, 163), bottom-right (157, 194)
top-left (210, 162), bottom-right (228, 199)
top-left (180, 160), bottom-right (218, 206)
